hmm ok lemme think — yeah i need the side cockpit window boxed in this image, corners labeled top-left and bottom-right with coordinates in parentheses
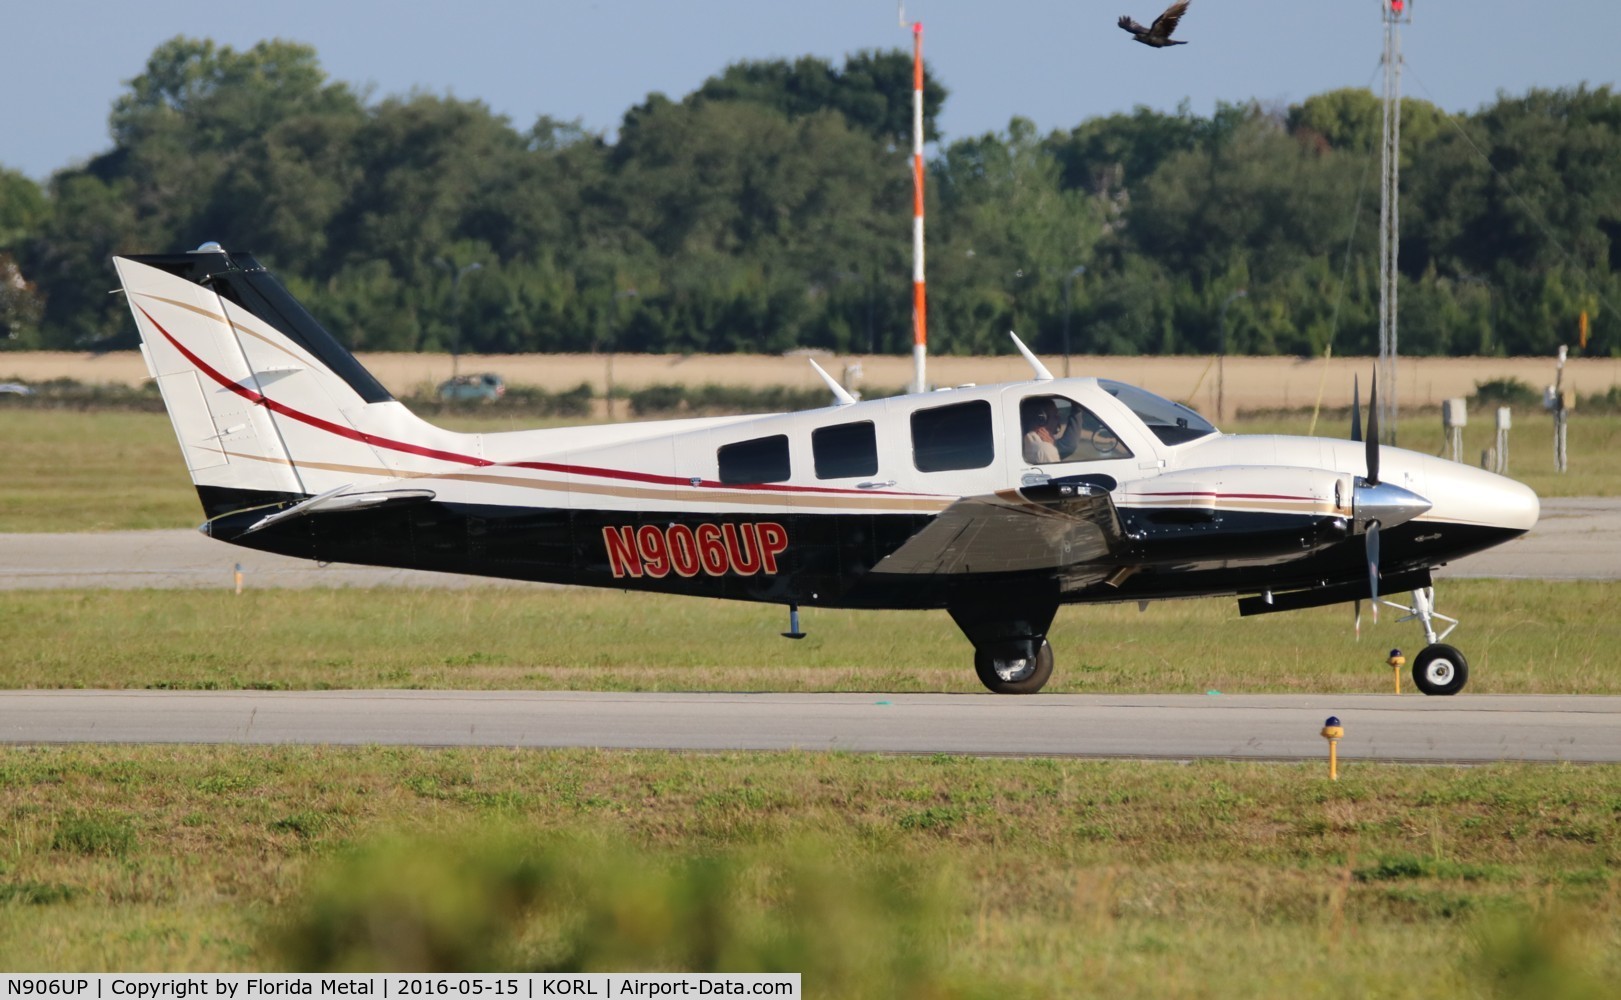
top-left (1019, 395), bottom-right (1134, 465)
top-left (718, 435), bottom-right (790, 485)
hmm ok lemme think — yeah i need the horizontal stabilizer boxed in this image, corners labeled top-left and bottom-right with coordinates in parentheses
top-left (241, 485), bottom-right (436, 536)
top-left (1237, 567), bottom-right (1431, 617)
top-left (873, 482), bottom-right (1123, 576)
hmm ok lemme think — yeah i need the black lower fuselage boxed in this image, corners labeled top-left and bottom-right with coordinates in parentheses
top-left (200, 486), bottom-right (1520, 612)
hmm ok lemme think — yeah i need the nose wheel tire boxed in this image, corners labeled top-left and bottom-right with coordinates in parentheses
top-left (1412, 643), bottom-right (1468, 696)
top-left (974, 640), bottom-right (1054, 695)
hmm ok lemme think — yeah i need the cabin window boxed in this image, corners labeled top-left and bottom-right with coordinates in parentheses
top-left (1018, 395), bottom-right (1135, 465)
top-left (812, 421), bottom-right (878, 479)
top-left (911, 400), bottom-right (995, 472)
top-left (717, 434), bottom-right (791, 485)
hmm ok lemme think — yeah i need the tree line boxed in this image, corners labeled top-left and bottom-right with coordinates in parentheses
top-left (1, 37), bottom-right (1617, 359)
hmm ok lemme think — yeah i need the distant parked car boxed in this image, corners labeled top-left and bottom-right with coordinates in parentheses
top-left (0, 382), bottom-right (32, 396)
top-left (437, 373), bottom-right (505, 403)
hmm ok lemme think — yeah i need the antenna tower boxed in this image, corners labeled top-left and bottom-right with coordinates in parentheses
top-left (1377, 0), bottom-right (1411, 442)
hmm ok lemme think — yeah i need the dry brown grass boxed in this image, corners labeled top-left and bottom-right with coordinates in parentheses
top-left (7, 350), bottom-right (1619, 416)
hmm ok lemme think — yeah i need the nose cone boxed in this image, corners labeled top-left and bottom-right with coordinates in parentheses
top-left (1420, 458), bottom-right (1540, 535)
top-left (1494, 476), bottom-right (1541, 533)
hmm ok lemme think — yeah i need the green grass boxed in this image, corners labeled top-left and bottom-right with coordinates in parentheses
top-left (1, 406), bottom-right (1617, 532)
top-left (0, 580), bottom-right (1613, 693)
top-left (0, 410), bottom-right (581, 532)
top-left (0, 745), bottom-right (1617, 995)
top-left (0, 411), bottom-right (199, 531)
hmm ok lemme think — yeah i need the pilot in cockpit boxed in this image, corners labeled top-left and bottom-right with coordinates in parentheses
top-left (1021, 397), bottom-right (1079, 464)
top-left (1023, 395), bottom-right (1130, 465)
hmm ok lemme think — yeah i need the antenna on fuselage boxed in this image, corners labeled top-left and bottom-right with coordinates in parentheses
top-left (807, 358), bottom-right (858, 406)
top-left (1008, 331), bottom-right (1054, 381)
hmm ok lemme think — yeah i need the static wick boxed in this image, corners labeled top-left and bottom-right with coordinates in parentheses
top-left (1320, 716), bottom-right (1345, 781)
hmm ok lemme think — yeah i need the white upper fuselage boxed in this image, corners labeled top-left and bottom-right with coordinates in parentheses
top-left (384, 377), bottom-right (1537, 543)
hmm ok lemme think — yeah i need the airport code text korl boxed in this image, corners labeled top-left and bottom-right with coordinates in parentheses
top-left (1, 977), bottom-right (798, 1000)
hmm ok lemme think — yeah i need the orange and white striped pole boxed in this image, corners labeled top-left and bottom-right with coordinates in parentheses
top-left (909, 20), bottom-right (928, 394)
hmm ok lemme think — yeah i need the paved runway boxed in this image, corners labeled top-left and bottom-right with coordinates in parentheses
top-left (1434, 496), bottom-right (1621, 582)
top-left (2, 497), bottom-right (1618, 589)
top-left (3, 690), bottom-right (1619, 763)
top-left (3, 502), bottom-right (1614, 764)
top-left (0, 529), bottom-right (548, 589)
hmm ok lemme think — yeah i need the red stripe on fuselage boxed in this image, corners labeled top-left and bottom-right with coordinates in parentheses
top-left (141, 306), bottom-right (495, 468)
top-left (140, 304), bottom-right (931, 497)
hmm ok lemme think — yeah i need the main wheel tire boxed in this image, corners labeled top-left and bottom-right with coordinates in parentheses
top-left (1412, 643), bottom-right (1469, 696)
top-left (974, 640), bottom-right (1054, 695)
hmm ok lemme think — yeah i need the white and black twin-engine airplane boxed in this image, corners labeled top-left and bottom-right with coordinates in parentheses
top-left (114, 245), bottom-right (1539, 695)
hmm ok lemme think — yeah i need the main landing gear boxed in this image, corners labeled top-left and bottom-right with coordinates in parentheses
top-left (973, 640), bottom-right (1055, 695)
top-left (950, 583), bottom-right (1059, 695)
top-left (1386, 586), bottom-right (1468, 696)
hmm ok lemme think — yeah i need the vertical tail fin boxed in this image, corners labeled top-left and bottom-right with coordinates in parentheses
top-left (114, 246), bottom-right (462, 522)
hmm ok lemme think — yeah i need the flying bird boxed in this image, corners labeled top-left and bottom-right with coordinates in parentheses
top-left (1118, 1), bottom-right (1191, 47)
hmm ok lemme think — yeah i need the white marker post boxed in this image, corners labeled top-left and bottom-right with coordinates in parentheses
top-left (1554, 345), bottom-right (1569, 473)
top-left (1495, 407), bottom-right (1511, 474)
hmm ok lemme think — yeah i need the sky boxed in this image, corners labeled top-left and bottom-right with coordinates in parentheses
top-left (3, 0), bottom-right (1618, 182)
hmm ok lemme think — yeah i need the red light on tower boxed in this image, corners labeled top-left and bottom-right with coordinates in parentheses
top-left (1391, 0), bottom-right (1405, 12)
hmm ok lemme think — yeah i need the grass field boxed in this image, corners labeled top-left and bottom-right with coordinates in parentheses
top-left (1, 745), bottom-right (1618, 994)
top-left (0, 403), bottom-right (1617, 533)
top-left (4, 362), bottom-right (1617, 990)
top-left (0, 580), bottom-right (1613, 694)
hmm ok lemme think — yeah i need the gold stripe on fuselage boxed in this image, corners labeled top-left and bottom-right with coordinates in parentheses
top-left (221, 449), bottom-right (952, 514)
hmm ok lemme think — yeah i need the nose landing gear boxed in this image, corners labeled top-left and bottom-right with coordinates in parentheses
top-left (1385, 587), bottom-right (1469, 695)
top-left (1411, 643), bottom-right (1469, 696)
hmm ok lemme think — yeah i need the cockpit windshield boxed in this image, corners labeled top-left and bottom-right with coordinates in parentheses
top-left (1099, 380), bottom-right (1218, 446)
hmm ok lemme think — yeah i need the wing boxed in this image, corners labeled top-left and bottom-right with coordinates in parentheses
top-left (871, 480), bottom-right (1124, 578)
top-left (1117, 15), bottom-right (1149, 36)
top-left (1149, 0), bottom-right (1190, 39)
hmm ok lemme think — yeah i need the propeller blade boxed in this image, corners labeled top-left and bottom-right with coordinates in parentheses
top-left (1366, 521), bottom-right (1381, 624)
top-left (1354, 599), bottom-right (1362, 640)
top-left (1365, 370), bottom-right (1381, 485)
top-left (1350, 374), bottom-right (1362, 443)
